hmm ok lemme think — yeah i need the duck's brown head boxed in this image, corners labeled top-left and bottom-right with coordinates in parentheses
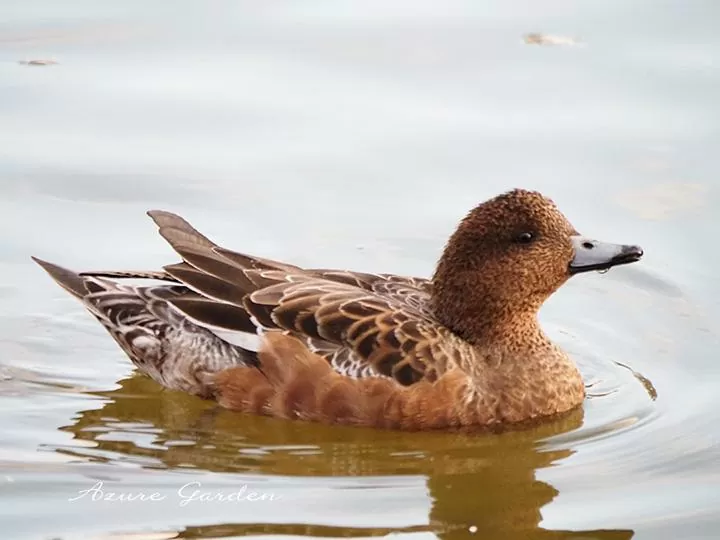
top-left (432, 189), bottom-right (643, 343)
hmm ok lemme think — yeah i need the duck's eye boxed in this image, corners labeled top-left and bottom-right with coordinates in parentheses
top-left (515, 232), bottom-right (534, 244)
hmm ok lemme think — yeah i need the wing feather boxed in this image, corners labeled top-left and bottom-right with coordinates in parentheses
top-left (140, 211), bottom-right (454, 385)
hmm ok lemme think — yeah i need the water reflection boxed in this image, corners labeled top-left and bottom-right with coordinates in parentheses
top-left (56, 375), bottom-right (634, 539)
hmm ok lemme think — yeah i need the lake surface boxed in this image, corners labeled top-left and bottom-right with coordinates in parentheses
top-left (1, 1), bottom-right (719, 539)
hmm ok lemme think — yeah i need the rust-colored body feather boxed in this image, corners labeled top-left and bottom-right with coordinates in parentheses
top-left (214, 332), bottom-right (480, 430)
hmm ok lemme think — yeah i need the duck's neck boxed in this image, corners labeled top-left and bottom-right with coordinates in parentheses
top-left (429, 273), bottom-right (542, 347)
top-left (452, 308), bottom-right (558, 372)
top-left (467, 315), bottom-right (558, 369)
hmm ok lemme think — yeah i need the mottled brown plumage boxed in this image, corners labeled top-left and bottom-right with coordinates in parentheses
top-left (32, 189), bottom-right (643, 431)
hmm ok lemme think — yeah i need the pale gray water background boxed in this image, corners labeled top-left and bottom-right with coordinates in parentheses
top-left (1, 1), bottom-right (719, 539)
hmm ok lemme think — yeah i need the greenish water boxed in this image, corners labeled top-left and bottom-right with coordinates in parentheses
top-left (1, 1), bottom-right (719, 539)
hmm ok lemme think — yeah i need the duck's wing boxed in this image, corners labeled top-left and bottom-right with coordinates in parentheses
top-left (80, 268), bottom-right (432, 310)
top-left (80, 272), bottom-right (436, 382)
top-left (243, 274), bottom-right (452, 385)
top-left (305, 270), bottom-right (432, 315)
top-left (85, 209), bottom-right (432, 304)
top-left (79, 269), bottom-right (178, 282)
top-left (138, 211), bottom-right (453, 386)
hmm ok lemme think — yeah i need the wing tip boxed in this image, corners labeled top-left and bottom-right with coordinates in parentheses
top-left (147, 209), bottom-right (180, 225)
top-left (147, 209), bottom-right (217, 249)
top-left (31, 256), bottom-right (87, 299)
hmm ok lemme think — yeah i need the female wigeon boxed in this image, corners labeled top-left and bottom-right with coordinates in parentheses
top-left (33, 189), bottom-right (643, 431)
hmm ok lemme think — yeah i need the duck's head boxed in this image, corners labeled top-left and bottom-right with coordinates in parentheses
top-left (432, 189), bottom-right (643, 342)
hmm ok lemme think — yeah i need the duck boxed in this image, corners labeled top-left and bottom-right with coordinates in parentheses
top-left (33, 189), bottom-right (643, 431)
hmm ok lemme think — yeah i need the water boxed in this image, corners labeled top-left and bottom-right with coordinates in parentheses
top-left (1, 1), bottom-right (719, 538)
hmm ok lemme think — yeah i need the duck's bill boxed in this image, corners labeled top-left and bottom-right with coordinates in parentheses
top-left (569, 235), bottom-right (643, 274)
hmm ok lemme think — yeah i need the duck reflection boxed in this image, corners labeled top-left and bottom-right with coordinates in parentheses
top-left (57, 374), bottom-right (633, 539)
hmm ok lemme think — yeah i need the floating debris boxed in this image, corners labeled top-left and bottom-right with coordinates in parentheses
top-left (523, 33), bottom-right (583, 47)
top-left (18, 58), bottom-right (58, 66)
top-left (615, 361), bottom-right (659, 401)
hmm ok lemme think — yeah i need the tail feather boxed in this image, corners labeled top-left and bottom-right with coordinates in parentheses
top-left (32, 257), bottom-right (89, 299)
top-left (32, 256), bottom-right (257, 397)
